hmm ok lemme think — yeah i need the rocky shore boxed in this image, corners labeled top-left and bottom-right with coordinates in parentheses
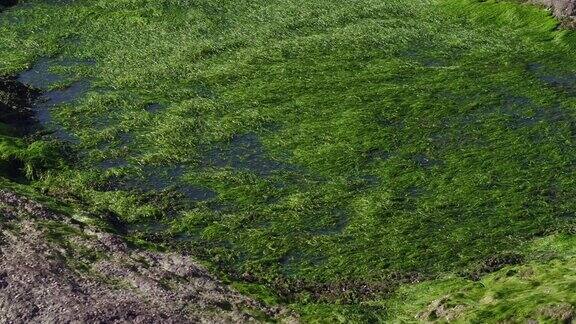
top-left (0, 190), bottom-right (295, 323)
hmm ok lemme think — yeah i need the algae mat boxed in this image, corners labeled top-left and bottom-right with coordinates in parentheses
top-left (2, 0), bottom-right (576, 321)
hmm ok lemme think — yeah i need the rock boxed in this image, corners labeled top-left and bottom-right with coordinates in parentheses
top-left (530, 0), bottom-right (576, 19)
top-left (539, 303), bottom-right (574, 322)
top-left (0, 190), bottom-right (298, 323)
top-left (0, 190), bottom-right (60, 220)
top-left (417, 296), bottom-right (467, 322)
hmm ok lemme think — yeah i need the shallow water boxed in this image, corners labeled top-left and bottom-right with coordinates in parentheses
top-left (97, 158), bottom-right (129, 169)
top-left (17, 58), bottom-right (94, 142)
top-left (204, 133), bottom-right (296, 176)
top-left (312, 209), bottom-right (349, 235)
top-left (17, 58), bottom-right (94, 90)
top-left (139, 165), bottom-right (216, 201)
top-left (29, 81), bottom-right (91, 143)
top-left (528, 62), bottom-right (576, 93)
top-left (104, 164), bottom-right (217, 202)
top-left (145, 102), bottom-right (164, 113)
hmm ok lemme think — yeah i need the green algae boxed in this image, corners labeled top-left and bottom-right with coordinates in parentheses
top-left (2, 0), bottom-right (576, 320)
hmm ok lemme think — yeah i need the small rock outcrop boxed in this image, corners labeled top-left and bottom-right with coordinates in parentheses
top-left (530, 0), bottom-right (576, 19)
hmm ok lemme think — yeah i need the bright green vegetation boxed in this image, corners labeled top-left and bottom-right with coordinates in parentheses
top-left (0, 137), bottom-right (63, 180)
top-left (387, 234), bottom-right (576, 322)
top-left (2, 0), bottom-right (576, 321)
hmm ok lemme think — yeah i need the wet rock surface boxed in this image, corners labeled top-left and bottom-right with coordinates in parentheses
top-left (0, 190), bottom-right (296, 323)
top-left (0, 76), bottom-right (40, 135)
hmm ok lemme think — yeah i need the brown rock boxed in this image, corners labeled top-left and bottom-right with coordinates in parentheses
top-left (530, 0), bottom-right (576, 19)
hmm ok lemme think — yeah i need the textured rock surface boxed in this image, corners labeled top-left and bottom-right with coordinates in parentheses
top-left (530, 0), bottom-right (576, 18)
top-left (0, 190), bottom-right (296, 323)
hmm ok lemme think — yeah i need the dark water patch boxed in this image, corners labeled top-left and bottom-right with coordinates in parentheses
top-left (31, 94), bottom-right (81, 143)
top-left (0, 157), bottom-right (28, 184)
top-left (308, 209), bottom-right (349, 236)
top-left (47, 127), bottom-right (79, 143)
top-left (540, 75), bottom-right (576, 89)
top-left (101, 165), bottom-right (217, 202)
top-left (177, 183), bottom-right (217, 201)
top-left (497, 92), bottom-right (570, 128)
top-left (35, 80), bottom-right (91, 107)
top-left (16, 57), bottom-right (96, 142)
top-left (206, 201), bottom-right (234, 213)
top-left (375, 115), bottom-right (403, 129)
top-left (407, 186), bottom-right (425, 198)
top-left (316, 209), bottom-right (348, 235)
top-left (503, 95), bottom-right (532, 108)
top-left (0, 77), bottom-right (70, 183)
top-left (28, 79), bottom-right (91, 143)
top-left (106, 132), bottom-right (134, 148)
top-left (204, 133), bottom-right (297, 176)
top-left (173, 232), bottom-right (198, 243)
top-left (90, 114), bottom-right (115, 130)
top-left (347, 175), bottom-right (379, 191)
top-left (58, 34), bottom-right (82, 47)
top-left (140, 165), bottom-right (187, 190)
top-left (18, 58), bottom-right (94, 90)
top-left (0, 76), bottom-right (45, 182)
top-left (0, 76), bottom-right (40, 135)
top-left (510, 104), bottom-right (568, 128)
top-left (95, 133), bottom-right (133, 166)
top-left (0, 0), bottom-right (17, 10)
top-left (412, 154), bottom-right (442, 169)
top-left (527, 62), bottom-right (576, 93)
top-left (145, 102), bottom-right (164, 113)
top-left (364, 148), bottom-right (392, 163)
top-left (33, 83), bottom-right (87, 143)
top-left (558, 211), bottom-right (576, 221)
top-left (451, 92), bottom-right (567, 131)
top-left (97, 158), bottom-right (129, 170)
top-left (526, 62), bottom-right (543, 72)
top-left (192, 83), bottom-right (217, 99)
top-left (18, 59), bottom-right (67, 90)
